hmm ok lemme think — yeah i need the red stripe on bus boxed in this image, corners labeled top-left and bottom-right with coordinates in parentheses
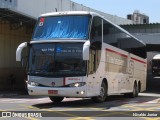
top-left (105, 48), bottom-right (146, 64)
top-left (106, 48), bottom-right (128, 58)
top-left (131, 57), bottom-right (146, 64)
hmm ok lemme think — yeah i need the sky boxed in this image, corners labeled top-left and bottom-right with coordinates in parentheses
top-left (71, 0), bottom-right (160, 23)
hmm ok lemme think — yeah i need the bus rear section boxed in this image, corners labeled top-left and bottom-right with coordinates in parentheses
top-left (152, 54), bottom-right (160, 77)
top-left (103, 44), bottom-right (147, 97)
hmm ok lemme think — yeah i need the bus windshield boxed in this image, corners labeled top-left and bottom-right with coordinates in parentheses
top-left (32, 15), bottom-right (90, 40)
top-left (28, 43), bottom-right (86, 77)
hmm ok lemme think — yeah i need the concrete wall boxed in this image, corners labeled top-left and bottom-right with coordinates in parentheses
top-left (16, 0), bottom-right (133, 25)
top-left (0, 21), bottom-right (33, 90)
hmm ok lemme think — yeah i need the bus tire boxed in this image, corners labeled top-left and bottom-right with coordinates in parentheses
top-left (132, 82), bottom-right (139, 97)
top-left (49, 96), bottom-right (64, 103)
top-left (91, 81), bottom-right (107, 103)
top-left (124, 82), bottom-right (138, 98)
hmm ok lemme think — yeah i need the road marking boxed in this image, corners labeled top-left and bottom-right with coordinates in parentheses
top-left (142, 117), bottom-right (160, 120)
top-left (67, 117), bottom-right (95, 120)
top-left (0, 108), bottom-right (29, 111)
top-left (0, 98), bottom-right (50, 103)
top-left (37, 109), bottom-right (78, 117)
top-left (122, 104), bottom-right (160, 111)
top-left (25, 117), bottom-right (40, 120)
top-left (0, 109), bottom-right (6, 111)
top-left (146, 98), bottom-right (160, 103)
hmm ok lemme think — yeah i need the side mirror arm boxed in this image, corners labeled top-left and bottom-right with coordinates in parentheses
top-left (16, 42), bottom-right (29, 61)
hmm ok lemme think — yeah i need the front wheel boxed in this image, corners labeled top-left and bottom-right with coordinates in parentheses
top-left (49, 96), bottom-right (64, 103)
top-left (92, 82), bottom-right (107, 103)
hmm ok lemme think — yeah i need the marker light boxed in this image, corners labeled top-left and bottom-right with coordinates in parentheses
top-left (28, 81), bottom-right (39, 86)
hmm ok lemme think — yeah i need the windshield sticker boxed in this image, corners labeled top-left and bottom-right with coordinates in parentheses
top-left (41, 48), bottom-right (54, 52)
top-left (39, 17), bottom-right (45, 26)
top-left (56, 47), bottom-right (62, 53)
top-left (56, 49), bottom-right (82, 53)
top-left (58, 21), bottom-right (62, 24)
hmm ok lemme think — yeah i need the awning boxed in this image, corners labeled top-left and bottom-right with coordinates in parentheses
top-left (0, 8), bottom-right (36, 26)
top-left (132, 33), bottom-right (160, 51)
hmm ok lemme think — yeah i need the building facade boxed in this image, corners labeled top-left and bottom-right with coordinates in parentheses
top-left (0, 0), bottom-right (133, 25)
top-left (127, 10), bottom-right (149, 24)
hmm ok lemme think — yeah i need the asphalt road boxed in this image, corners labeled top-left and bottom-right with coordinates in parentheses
top-left (0, 92), bottom-right (160, 120)
top-left (0, 75), bottom-right (160, 120)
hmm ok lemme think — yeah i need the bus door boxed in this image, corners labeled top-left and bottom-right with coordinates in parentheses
top-left (87, 48), bottom-right (99, 96)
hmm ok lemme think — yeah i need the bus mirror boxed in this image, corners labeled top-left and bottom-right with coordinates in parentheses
top-left (16, 42), bottom-right (28, 61)
top-left (83, 41), bottom-right (90, 60)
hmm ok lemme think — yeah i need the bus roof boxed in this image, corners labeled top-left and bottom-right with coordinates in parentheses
top-left (39, 11), bottom-right (146, 47)
top-left (40, 11), bottom-right (91, 17)
top-left (153, 54), bottom-right (160, 59)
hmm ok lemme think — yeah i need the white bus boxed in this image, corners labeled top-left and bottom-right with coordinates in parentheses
top-left (16, 11), bottom-right (147, 103)
top-left (151, 54), bottom-right (160, 77)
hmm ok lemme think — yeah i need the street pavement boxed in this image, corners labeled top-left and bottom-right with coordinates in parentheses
top-left (0, 92), bottom-right (160, 120)
top-left (0, 74), bottom-right (160, 120)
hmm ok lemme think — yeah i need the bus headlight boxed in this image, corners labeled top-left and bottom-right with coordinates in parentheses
top-left (28, 81), bottom-right (39, 86)
top-left (69, 82), bottom-right (86, 87)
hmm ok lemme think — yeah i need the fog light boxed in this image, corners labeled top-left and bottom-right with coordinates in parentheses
top-left (80, 91), bottom-right (85, 95)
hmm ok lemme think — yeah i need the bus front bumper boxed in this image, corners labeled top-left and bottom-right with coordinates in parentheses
top-left (27, 84), bottom-right (87, 97)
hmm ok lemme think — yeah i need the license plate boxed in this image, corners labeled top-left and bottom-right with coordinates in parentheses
top-left (48, 90), bottom-right (58, 94)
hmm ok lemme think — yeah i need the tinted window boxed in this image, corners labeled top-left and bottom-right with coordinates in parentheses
top-left (103, 20), bottom-right (116, 47)
top-left (90, 16), bottom-right (102, 43)
top-left (103, 19), bottom-right (146, 58)
top-left (32, 15), bottom-right (90, 40)
top-left (103, 19), bottom-right (126, 48)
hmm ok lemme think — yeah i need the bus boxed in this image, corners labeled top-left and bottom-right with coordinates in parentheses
top-left (151, 54), bottom-right (160, 77)
top-left (16, 11), bottom-right (147, 103)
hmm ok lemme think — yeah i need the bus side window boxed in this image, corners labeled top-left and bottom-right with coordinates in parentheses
top-left (89, 16), bottom-right (102, 74)
top-left (90, 16), bottom-right (102, 43)
top-left (103, 19), bottom-right (123, 48)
